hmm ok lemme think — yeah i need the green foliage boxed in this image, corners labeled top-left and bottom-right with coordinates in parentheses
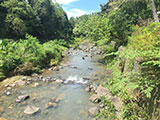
top-left (74, 0), bottom-right (155, 50)
top-left (97, 97), bottom-right (117, 120)
top-left (0, 34), bottom-right (66, 80)
top-left (0, 0), bottom-right (73, 41)
top-left (102, 23), bottom-right (160, 120)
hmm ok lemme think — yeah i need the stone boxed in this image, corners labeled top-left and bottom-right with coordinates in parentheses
top-left (59, 66), bottom-right (63, 69)
top-left (85, 54), bottom-right (88, 57)
top-left (88, 107), bottom-right (99, 117)
top-left (16, 95), bottom-right (30, 103)
top-left (83, 77), bottom-right (90, 80)
top-left (85, 87), bottom-right (90, 92)
top-left (26, 81), bottom-right (31, 84)
top-left (31, 73), bottom-right (38, 77)
top-left (11, 83), bottom-right (16, 87)
top-left (55, 98), bottom-right (60, 103)
top-left (7, 87), bottom-right (11, 90)
top-left (53, 67), bottom-right (59, 71)
top-left (99, 104), bottom-right (105, 108)
top-left (24, 106), bottom-right (40, 115)
top-left (42, 78), bottom-right (46, 82)
top-left (110, 97), bottom-right (123, 112)
top-left (95, 85), bottom-right (109, 96)
top-left (72, 66), bottom-right (78, 69)
top-left (45, 102), bottom-right (57, 109)
top-left (27, 78), bottom-right (32, 81)
top-left (89, 94), bottom-right (101, 103)
top-left (6, 92), bottom-right (11, 96)
top-left (33, 83), bottom-right (40, 87)
top-left (17, 80), bottom-right (26, 86)
top-left (55, 79), bottom-right (63, 83)
top-left (4, 84), bottom-right (9, 88)
top-left (50, 97), bottom-right (60, 103)
top-left (88, 67), bottom-right (93, 70)
top-left (21, 77), bottom-right (27, 81)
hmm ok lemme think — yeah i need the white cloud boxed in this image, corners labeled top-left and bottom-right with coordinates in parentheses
top-left (66, 9), bottom-right (89, 18)
top-left (53, 0), bottom-right (78, 5)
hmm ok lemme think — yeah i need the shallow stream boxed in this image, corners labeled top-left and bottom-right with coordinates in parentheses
top-left (0, 44), bottom-right (107, 120)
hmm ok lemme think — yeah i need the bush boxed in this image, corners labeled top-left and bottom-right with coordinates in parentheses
top-left (103, 23), bottom-right (160, 120)
top-left (0, 34), bottom-right (67, 80)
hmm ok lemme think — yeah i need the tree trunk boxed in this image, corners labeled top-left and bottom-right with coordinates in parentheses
top-left (150, 0), bottom-right (159, 22)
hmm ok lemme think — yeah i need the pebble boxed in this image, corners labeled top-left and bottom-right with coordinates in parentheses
top-left (7, 87), bottom-right (12, 90)
top-left (33, 83), bottom-right (40, 87)
top-left (45, 102), bottom-right (57, 109)
top-left (4, 84), bottom-right (9, 88)
top-left (6, 92), bottom-right (11, 96)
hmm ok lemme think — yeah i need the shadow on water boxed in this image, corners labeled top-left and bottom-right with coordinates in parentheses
top-left (0, 44), bottom-right (107, 120)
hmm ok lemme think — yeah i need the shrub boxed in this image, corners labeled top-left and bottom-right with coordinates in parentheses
top-left (0, 34), bottom-right (67, 80)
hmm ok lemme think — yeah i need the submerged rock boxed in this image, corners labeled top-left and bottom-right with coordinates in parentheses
top-left (45, 102), bottom-right (57, 109)
top-left (50, 97), bottom-right (60, 103)
top-left (88, 67), bottom-right (93, 70)
top-left (88, 107), bottom-right (99, 117)
top-left (24, 106), bottom-right (40, 115)
top-left (71, 66), bottom-right (78, 69)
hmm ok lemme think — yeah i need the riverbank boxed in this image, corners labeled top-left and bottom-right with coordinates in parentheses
top-left (0, 41), bottom-right (109, 120)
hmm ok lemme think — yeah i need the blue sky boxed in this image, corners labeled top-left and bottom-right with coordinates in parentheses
top-left (53, 0), bottom-right (109, 18)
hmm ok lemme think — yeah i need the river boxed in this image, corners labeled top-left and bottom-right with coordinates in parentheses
top-left (0, 43), bottom-right (107, 120)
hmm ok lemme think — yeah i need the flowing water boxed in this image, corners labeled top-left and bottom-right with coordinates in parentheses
top-left (0, 43), bottom-right (107, 120)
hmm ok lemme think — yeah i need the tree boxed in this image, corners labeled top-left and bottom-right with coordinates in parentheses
top-left (150, 0), bottom-right (159, 22)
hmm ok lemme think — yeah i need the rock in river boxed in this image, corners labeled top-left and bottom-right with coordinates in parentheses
top-left (45, 102), bottom-right (57, 109)
top-left (33, 82), bottom-right (40, 87)
top-left (24, 106), bottom-right (40, 115)
top-left (88, 107), bottom-right (99, 117)
top-left (16, 95), bottom-right (30, 103)
top-left (17, 80), bottom-right (26, 86)
top-left (55, 79), bottom-right (63, 83)
top-left (6, 91), bottom-right (11, 96)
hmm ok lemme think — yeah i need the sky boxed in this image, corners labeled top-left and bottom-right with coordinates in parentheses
top-left (53, 0), bottom-right (109, 18)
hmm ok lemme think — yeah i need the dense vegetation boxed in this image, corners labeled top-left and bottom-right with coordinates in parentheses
top-left (0, 0), bottom-right (74, 80)
top-left (0, 34), bottom-right (67, 80)
top-left (0, 0), bottom-right (73, 41)
top-left (74, 0), bottom-right (160, 119)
